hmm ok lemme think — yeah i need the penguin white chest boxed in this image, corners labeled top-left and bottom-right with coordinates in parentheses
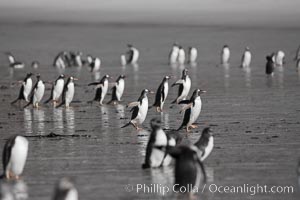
top-left (93, 58), bottom-right (101, 72)
top-left (53, 79), bottom-right (64, 100)
top-left (9, 136), bottom-right (28, 176)
top-left (189, 48), bottom-right (198, 63)
top-left (23, 79), bottom-right (33, 102)
top-left (131, 48), bottom-right (139, 63)
top-left (137, 97), bottom-right (148, 124)
top-left (150, 129), bottom-right (167, 167)
top-left (242, 51), bottom-right (251, 67)
top-left (101, 80), bottom-right (109, 101)
top-left (201, 137), bottom-right (214, 161)
top-left (33, 81), bottom-right (45, 104)
top-left (116, 79), bottom-right (125, 100)
top-left (169, 47), bottom-right (179, 63)
top-left (65, 83), bottom-right (75, 106)
top-left (189, 97), bottom-right (202, 125)
top-left (65, 189), bottom-right (79, 200)
top-left (162, 82), bottom-right (169, 102)
top-left (222, 48), bottom-right (230, 64)
top-left (178, 49), bottom-right (185, 64)
top-left (182, 77), bottom-right (191, 99)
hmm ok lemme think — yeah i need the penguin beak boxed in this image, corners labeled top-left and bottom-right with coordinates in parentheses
top-left (73, 78), bottom-right (79, 81)
top-left (200, 90), bottom-right (206, 94)
top-left (149, 90), bottom-right (155, 94)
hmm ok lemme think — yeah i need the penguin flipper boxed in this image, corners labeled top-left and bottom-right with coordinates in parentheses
top-left (180, 103), bottom-right (192, 114)
top-left (178, 100), bottom-right (190, 104)
top-left (10, 98), bottom-right (19, 105)
top-left (127, 101), bottom-right (139, 108)
top-left (171, 79), bottom-right (183, 87)
top-left (23, 102), bottom-right (31, 108)
top-left (121, 122), bottom-right (133, 128)
top-left (56, 101), bottom-right (65, 108)
top-left (88, 82), bottom-right (100, 86)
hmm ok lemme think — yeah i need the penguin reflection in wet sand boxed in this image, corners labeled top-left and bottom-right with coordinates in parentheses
top-left (44, 74), bottom-right (65, 106)
top-left (142, 118), bottom-right (176, 169)
top-left (171, 69), bottom-right (191, 104)
top-left (88, 75), bottom-right (110, 105)
top-left (152, 76), bottom-right (170, 112)
top-left (11, 73), bottom-right (33, 105)
top-left (122, 89), bottom-right (150, 130)
top-left (178, 89), bottom-right (206, 132)
top-left (167, 145), bottom-right (206, 197)
top-left (221, 45), bottom-right (230, 65)
top-left (1, 135), bottom-right (28, 180)
top-left (56, 77), bottom-right (77, 108)
top-left (107, 75), bottom-right (126, 105)
top-left (194, 128), bottom-right (213, 161)
top-left (53, 177), bottom-right (78, 200)
top-left (24, 74), bottom-right (45, 108)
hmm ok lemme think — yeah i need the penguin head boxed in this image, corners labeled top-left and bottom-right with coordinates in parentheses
top-left (245, 46), bottom-right (250, 51)
top-left (104, 74), bottom-right (110, 80)
top-left (86, 55), bottom-right (93, 63)
top-left (120, 75), bottom-right (126, 79)
top-left (223, 44), bottom-right (229, 48)
top-left (164, 76), bottom-right (170, 81)
top-left (182, 69), bottom-right (188, 76)
top-left (127, 44), bottom-right (133, 48)
top-left (202, 127), bottom-right (213, 138)
top-left (36, 74), bottom-right (41, 80)
top-left (150, 118), bottom-right (162, 130)
top-left (59, 74), bottom-right (65, 79)
top-left (53, 177), bottom-right (77, 199)
top-left (141, 89), bottom-right (149, 96)
top-left (26, 72), bottom-right (34, 78)
top-left (192, 89), bottom-right (206, 98)
top-left (266, 55), bottom-right (273, 62)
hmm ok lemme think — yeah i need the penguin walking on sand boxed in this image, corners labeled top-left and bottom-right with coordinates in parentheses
top-left (53, 177), bottom-right (78, 200)
top-left (88, 75), bottom-right (110, 105)
top-left (188, 47), bottom-right (198, 64)
top-left (177, 46), bottom-right (185, 65)
top-left (11, 73), bottom-right (33, 105)
top-left (1, 135), bottom-right (28, 180)
top-left (126, 44), bottom-right (139, 64)
top-left (171, 69), bottom-right (191, 104)
top-left (142, 118), bottom-right (176, 169)
top-left (6, 52), bottom-right (25, 69)
top-left (53, 52), bottom-right (67, 69)
top-left (178, 89), bottom-right (206, 132)
top-left (56, 77), bottom-right (76, 108)
top-left (107, 75), bottom-right (126, 105)
top-left (167, 145), bottom-right (207, 195)
top-left (121, 89), bottom-right (150, 130)
top-left (24, 74), bottom-right (45, 108)
top-left (152, 76), bottom-right (170, 112)
top-left (87, 55), bottom-right (101, 72)
top-left (169, 43), bottom-right (179, 64)
top-left (240, 47), bottom-right (251, 68)
top-left (221, 45), bottom-right (230, 65)
top-left (266, 55), bottom-right (275, 75)
top-left (194, 128), bottom-right (213, 161)
top-left (44, 74), bottom-right (65, 106)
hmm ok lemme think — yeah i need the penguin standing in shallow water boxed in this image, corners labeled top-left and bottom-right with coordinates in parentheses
top-left (177, 46), bottom-right (185, 65)
top-left (194, 128), bottom-right (213, 161)
top-left (107, 75), bottom-right (126, 105)
top-left (87, 55), bottom-right (101, 72)
top-left (6, 52), bottom-right (25, 69)
top-left (221, 45), bottom-right (230, 65)
top-left (1, 135), bottom-right (28, 180)
top-left (24, 74), bottom-right (45, 108)
top-left (152, 76), bottom-right (170, 112)
top-left (169, 43), bottom-right (179, 64)
top-left (126, 44), bottom-right (139, 64)
top-left (44, 74), bottom-right (65, 106)
top-left (11, 73), bottom-right (33, 105)
top-left (178, 89), bottom-right (206, 132)
top-left (121, 89), bottom-right (150, 130)
top-left (53, 177), bottom-right (78, 200)
top-left (142, 118), bottom-right (176, 169)
top-left (88, 75), bottom-right (110, 105)
top-left (171, 69), bottom-right (191, 104)
top-left (188, 47), bottom-right (198, 64)
top-left (241, 47), bottom-right (251, 68)
top-left (266, 55), bottom-right (275, 75)
top-left (167, 145), bottom-right (206, 195)
top-left (56, 77), bottom-right (76, 108)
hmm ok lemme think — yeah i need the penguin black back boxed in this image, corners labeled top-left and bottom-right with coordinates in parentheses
top-left (266, 55), bottom-right (274, 75)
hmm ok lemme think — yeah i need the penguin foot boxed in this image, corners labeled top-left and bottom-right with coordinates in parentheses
top-left (190, 124), bottom-right (198, 129)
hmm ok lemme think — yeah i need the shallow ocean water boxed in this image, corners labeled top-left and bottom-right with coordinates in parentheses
top-left (0, 23), bottom-right (299, 199)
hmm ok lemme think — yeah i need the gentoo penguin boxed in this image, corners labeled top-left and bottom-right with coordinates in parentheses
top-left (177, 46), bottom-right (185, 65)
top-left (240, 47), bottom-right (251, 68)
top-left (221, 45), bottom-right (230, 65)
top-left (169, 43), bottom-right (179, 64)
top-left (194, 127), bottom-right (213, 161)
top-left (11, 73), bottom-right (33, 105)
top-left (142, 118), bottom-right (176, 169)
top-left (73, 52), bottom-right (83, 67)
top-left (294, 45), bottom-right (300, 61)
top-left (152, 76), bottom-right (170, 112)
top-left (1, 135), bottom-right (29, 180)
top-left (53, 177), bottom-right (78, 200)
top-left (88, 75), bottom-right (110, 105)
top-left (178, 89), bottom-right (206, 132)
top-left (24, 74), bottom-right (45, 108)
top-left (44, 74), bottom-right (65, 106)
top-left (53, 52), bottom-right (67, 69)
top-left (6, 52), bottom-right (25, 69)
top-left (56, 77), bottom-right (77, 108)
top-left (171, 69), bottom-right (191, 104)
top-left (188, 47), bottom-right (198, 63)
top-left (107, 75), bottom-right (126, 105)
top-left (121, 89), bottom-right (150, 130)
top-left (167, 145), bottom-right (206, 194)
top-left (87, 55), bottom-right (101, 72)
top-left (31, 61), bottom-right (39, 69)
top-left (266, 55), bottom-right (274, 75)
top-left (274, 50), bottom-right (285, 66)
top-left (126, 44), bottom-right (139, 64)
